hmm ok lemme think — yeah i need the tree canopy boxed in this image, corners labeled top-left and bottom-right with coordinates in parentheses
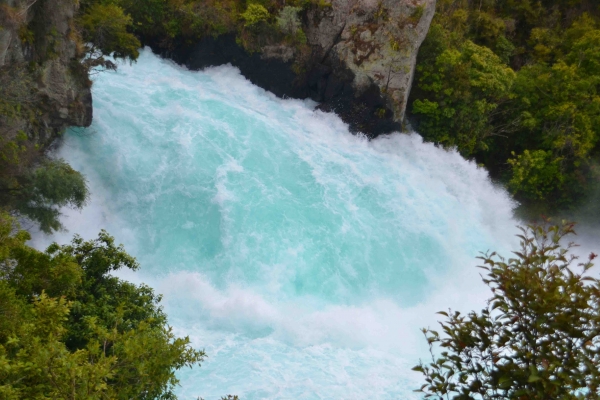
top-left (79, 2), bottom-right (141, 68)
top-left (410, 1), bottom-right (600, 214)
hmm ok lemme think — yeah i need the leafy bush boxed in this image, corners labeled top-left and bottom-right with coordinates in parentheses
top-left (241, 4), bottom-right (270, 27)
top-left (117, 0), bottom-right (168, 38)
top-left (415, 222), bottom-right (600, 398)
top-left (412, 40), bottom-right (515, 156)
top-left (507, 150), bottom-right (564, 201)
top-left (276, 6), bottom-right (302, 36)
top-left (79, 3), bottom-right (140, 65)
top-left (14, 159), bottom-right (89, 233)
top-left (0, 215), bottom-right (205, 399)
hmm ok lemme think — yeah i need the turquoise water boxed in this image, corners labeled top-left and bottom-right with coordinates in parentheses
top-left (37, 49), bottom-right (519, 399)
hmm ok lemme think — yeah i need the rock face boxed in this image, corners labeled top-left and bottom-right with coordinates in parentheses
top-left (0, 0), bottom-right (92, 146)
top-left (305, 0), bottom-right (436, 121)
top-left (153, 0), bottom-right (435, 137)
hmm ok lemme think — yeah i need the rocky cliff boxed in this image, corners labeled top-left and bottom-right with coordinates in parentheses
top-left (0, 0), bottom-right (92, 147)
top-left (305, 0), bottom-right (435, 122)
top-left (153, 0), bottom-right (435, 137)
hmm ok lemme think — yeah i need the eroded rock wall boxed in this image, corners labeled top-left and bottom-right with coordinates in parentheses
top-left (305, 0), bottom-right (435, 121)
top-left (0, 0), bottom-right (92, 146)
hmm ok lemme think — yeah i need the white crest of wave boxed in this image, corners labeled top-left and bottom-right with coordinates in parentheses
top-left (142, 267), bottom-right (489, 354)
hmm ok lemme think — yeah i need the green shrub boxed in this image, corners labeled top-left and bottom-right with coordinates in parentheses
top-left (241, 3), bottom-right (270, 27)
top-left (80, 3), bottom-right (140, 62)
top-left (15, 159), bottom-right (89, 233)
top-left (507, 150), bottom-right (564, 201)
top-left (415, 222), bottom-right (600, 398)
top-left (0, 215), bottom-right (206, 399)
top-left (412, 40), bottom-right (515, 156)
top-left (276, 6), bottom-right (301, 35)
top-left (410, 2), bottom-right (600, 213)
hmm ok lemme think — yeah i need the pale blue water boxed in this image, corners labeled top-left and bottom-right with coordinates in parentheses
top-left (37, 49), bottom-right (519, 399)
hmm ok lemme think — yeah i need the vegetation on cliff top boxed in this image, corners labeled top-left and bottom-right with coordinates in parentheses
top-left (81, 0), bottom-right (313, 54)
top-left (409, 1), bottom-right (600, 216)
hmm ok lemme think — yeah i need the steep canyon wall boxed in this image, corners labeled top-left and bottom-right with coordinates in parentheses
top-left (0, 0), bottom-right (92, 147)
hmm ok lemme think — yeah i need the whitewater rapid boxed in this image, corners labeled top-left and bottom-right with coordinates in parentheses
top-left (34, 49), bottom-right (519, 399)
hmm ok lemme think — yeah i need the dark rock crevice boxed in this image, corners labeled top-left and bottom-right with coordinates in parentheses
top-left (0, 0), bottom-right (92, 148)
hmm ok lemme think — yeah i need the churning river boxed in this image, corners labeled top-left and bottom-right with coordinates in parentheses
top-left (34, 49), bottom-right (520, 399)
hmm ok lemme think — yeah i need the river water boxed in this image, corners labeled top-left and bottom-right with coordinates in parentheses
top-left (34, 49), bottom-right (519, 399)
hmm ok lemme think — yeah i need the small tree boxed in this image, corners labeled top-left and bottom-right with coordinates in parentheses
top-left (276, 6), bottom-right (301, 36)
top-left (240, 4), bottom-right (270, 27)
top-left (79, 3), bottom-right (141, 69)
top-left (14, 159), bottom-right (89, 233)
top-left (414, 222), bottom-right (600, 399)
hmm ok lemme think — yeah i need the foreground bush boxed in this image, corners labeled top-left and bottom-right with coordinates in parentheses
top-left (0, 214), bottom-right (205, 399)
top-left (415, 222), bottom-right (600, 399)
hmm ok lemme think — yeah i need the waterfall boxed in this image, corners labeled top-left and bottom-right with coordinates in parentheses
top-left (33, 49), bottom-right (519, 399)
